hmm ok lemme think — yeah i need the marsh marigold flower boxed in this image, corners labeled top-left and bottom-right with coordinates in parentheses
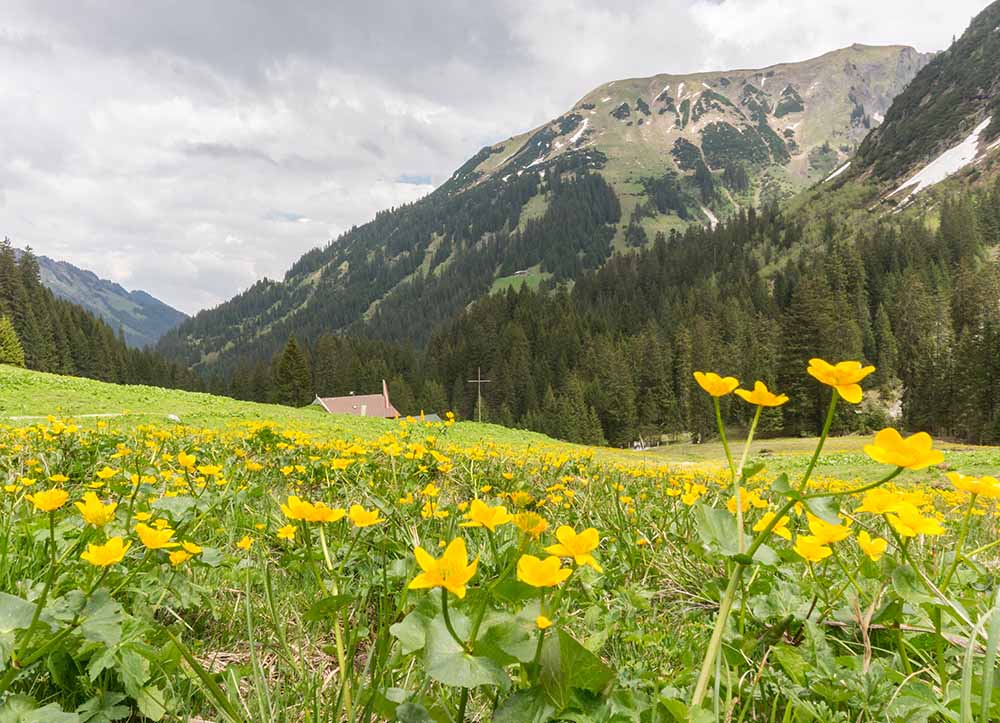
top-left (793, 535), bottom-right (832, 563)
top-left (277, 524), bottom-right (296, 540)
top-left (753, 512), bottom-right (791, 540)
top-left (946, 472), bottom-right (1000, 498)
top-left (545, 526), bottom-right (602, 572)
top-left (26, 488), bottom-right (69, 512)
top-left (735, 381), bottom-right (789, 407)
top-left (348, 504), bottom-right (383, 527)
top-left (81, 537), bottom-right (131, 567)
top-left (408, 538), bottom-right (478, 598)
top-left (855, 487), bottom-right (904, 516)
top-left (177, 452), bottom-right (196, 469)
top-left (807, 513), bottom-right (853, 545)
top-left (864, 429), bottom-right (944, 470)
top-left (886, 503), bottom-right (945, 537)
top-left (535, 615), bottom-right (554, 630)
top-left (693, 372), bottom-right (739, 397)
top-left (169, 550), bottom-right (192, 566)
top-left (513, 511), bottom-right (549, 539)
top-left (236, 535), bottom-right (253, 550)
top-left (856, 531), bottom-right (888, 561)
top-left (460, 499), bottom-right (513, 532)
top-left (136, 522), bottom-right (180, 549)
top-left (281, 495), bottom-right (346, 524)
top-left (75, 492), bottom-right (117, 527)
top-left (806, 359), bottom-right (875, 404)
top-left (517, 554), bottom-right (573, 588)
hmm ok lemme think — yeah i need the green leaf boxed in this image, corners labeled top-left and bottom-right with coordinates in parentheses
top-left (395, 702), bottom-right (433, 722)
top-left (390, 609), bottom-right (431, 655)
top-left (151, 495), bottom-right (196, 520)
top-left (803, 495), bottom-right (840, 525)
top-left (75, 692), bottom-right (129, 723)
top-left (135, 686), bottom-right (166, 722)
top-left (423, 616), bottom-right (509, 690)
top-left (46, 649), bottom-right (81, 692)
top-left (741, 462), bottom-right (765, 481)
top-left (0, 593), bottom-right (36, 633)
top-left (772, 644), bottom-right (808, 686)
top-left (891, 566), bottom-right (935, 606)
top-left (0, 696), bottom-right (80, 723)
top-left (80, 591), bottom-right (123, 647)
top-left (475, 617), bottom-right (535, 664)
top-left (493, 689), bottom-right (555, 723)
top-left (770, 474), bottom-right (799, 500)
top-left (117, 648), bottom-right (150, 697)
top-left (693, 505), bottom-right (739, 557)
top-left (303, 595), bottom-right (354, 622)
top-left (539, 629), bottom-right (613, 710)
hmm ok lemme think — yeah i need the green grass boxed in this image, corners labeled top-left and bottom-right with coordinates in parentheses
top-left (6, 364), bottom-right (1000, 481)
top-left (490, 266), bottom-right (551, 294)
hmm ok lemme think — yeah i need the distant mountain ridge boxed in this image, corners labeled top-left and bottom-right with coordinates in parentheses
top-left (157, 44), bottom-right (933, 373)
top-left (15, 248), bottom-right (186, 348)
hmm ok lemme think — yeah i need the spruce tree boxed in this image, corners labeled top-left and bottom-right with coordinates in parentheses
top-left (0, 316), bottom-right (25, 367)
top-left (273, 336), bottom-right (313, 406)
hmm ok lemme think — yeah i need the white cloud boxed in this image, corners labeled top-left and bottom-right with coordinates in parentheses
top-left (0, 0), bottom-right (989, 314)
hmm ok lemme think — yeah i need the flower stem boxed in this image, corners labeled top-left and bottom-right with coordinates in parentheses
top-left (939, 493), bottom-right (976, 591)
top-left (441, 588), bottom-right (471, 654)
top-left (797, 392), bottom-right (838, 493)
top-left (733, 406), bottom-right (763, 553)
top-left (691, 566), bottom-right (744, 707)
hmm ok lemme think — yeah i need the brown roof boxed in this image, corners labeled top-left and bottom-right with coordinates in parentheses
top-left (314, 380), bottom-right (399, 418)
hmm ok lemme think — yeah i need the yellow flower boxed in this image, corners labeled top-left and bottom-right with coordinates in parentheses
top-left (793, 535), bottom-right (832, 563)
top-left (49, 474), bottom-right (69, 483)
top-left (855, 488), bottom-right (905, 515)
top-left (169, 550), bottom-right (192, 566)
top-left (280, 495), bottom-right (346, 524)
top-left (177, 451), bottom-right (197, 469)
top-left (74, 492), bottom-right (118, 527)
top-left (946, 472), bottom-right (1000, 498)
top-left (197, 465), bottom-right (222, 477)
top-left (513, 511), bottom-right (549, 539)
top-left (693, 371), bottom-right (739, 397)
top-left (182, 541), bottom-right (202, 554)
top-left (544, 526), bottom-right (602, 572)
top-left (535, 615), bottom-right (554, 630)
top-left (807, 513), bottom-right (852, 545)
top-left (81, 537), bottom-right (131, 567)
top-left (806, 358), bottom-right (875, 404)
top-left (856, 531), bottom-right (888, 561)
top-left (408, 538), bottom-right (478, 598)
top-left (95, 466), bottom-right (118, 480)
top-left (348, 504), bottom-right (383, 528)
top-left (25, 488), bottom-right (69, 512)
top-left (864, 429), bottom-right (944, 470)
top-left (886, 503), bottom-right (945, 537)
top-left (236, 535), bottom-right (253, 550)
top-left (735, 381), bottom-right (789, 407)
top-left (460, 499), bottom-right (513, 532)
top-left (277, 524), bottom-right (296, 540)
top-left (517, 554), bottom-right (573, 588)
top-left (753, 512), bottom-right (791, 540)
top-left (135, 522), bottom-right (180, 549)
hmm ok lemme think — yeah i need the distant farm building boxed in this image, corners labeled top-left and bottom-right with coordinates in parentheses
top-left (312, 380), bottom-right (400, 418)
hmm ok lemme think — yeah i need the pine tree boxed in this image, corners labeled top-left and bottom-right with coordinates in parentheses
top-left (0, 316), bottom-right (25, 367)
top-left (273, 336), bottom-right (313, 406)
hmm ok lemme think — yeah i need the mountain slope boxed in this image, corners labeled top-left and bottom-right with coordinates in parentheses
top-left (18, 250), bottom-right (187, 348)
top-left (158, 44), bottom-right (930, 373)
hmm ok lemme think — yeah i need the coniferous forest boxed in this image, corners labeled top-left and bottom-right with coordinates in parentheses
top-left (198, 176), bottom-right (1000, 448)
top-left (0, 239), bottom-right (201, 391)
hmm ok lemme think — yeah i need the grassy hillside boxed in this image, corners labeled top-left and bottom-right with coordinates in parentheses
top-left (5, 364), bottom-right (999, 479)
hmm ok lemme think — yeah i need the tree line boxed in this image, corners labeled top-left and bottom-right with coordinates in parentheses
top-left (0, 240), bottom-right (201, 390)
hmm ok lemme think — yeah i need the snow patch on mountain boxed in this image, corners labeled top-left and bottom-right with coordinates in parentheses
top-left (569, 118), bottom-right (589, 144)
top-left (889, 117), bottom-right (992, 203)
top-left (824, 161), bottom-right (851, 182)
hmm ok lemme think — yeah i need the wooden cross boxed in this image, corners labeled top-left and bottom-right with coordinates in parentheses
top-left (467, 366), bottom-right (491, 424)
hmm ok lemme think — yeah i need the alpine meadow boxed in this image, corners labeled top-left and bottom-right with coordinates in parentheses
top-left (3, 1), bottom-right (1000, 721)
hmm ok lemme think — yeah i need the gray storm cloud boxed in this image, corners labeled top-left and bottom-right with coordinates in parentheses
top-left (0, 0), bottom-right (988, 313)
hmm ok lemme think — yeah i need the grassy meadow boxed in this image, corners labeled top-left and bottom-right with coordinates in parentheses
top-left (2, 363), bottom-right (1000, 721)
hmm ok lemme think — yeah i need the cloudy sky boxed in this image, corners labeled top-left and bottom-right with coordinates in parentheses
top-left (0, 0), bottom-right (989, 314)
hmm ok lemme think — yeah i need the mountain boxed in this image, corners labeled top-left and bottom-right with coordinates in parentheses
top-left (158, 44), bottom-right (931, 373)
top-left (16, 250), bottom-right (187, 348)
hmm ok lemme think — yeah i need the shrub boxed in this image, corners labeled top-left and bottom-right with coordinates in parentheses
top-left (0, 315), bottom-right (25, 367)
